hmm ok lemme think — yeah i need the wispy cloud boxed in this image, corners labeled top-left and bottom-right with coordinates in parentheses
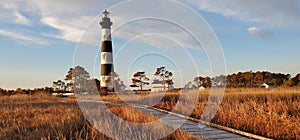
top-left (0, 29), bottom-right (49, 45)
top-left (247, 26), bottom-right (272, 39)
top-left (0, 0), bottom-right (299, 47)
top-left (248, 27), bottom-right (261, 35)
top-left (0, 0), bottom-right (118, 46)
top-left (183, 0), bottom-right (300, 27)
top-left (40, 17), bottom-right (84, 43)
top-left (14, 11), bottom-right (30, 25)
top-left (112, 17), bottom-right (201, 50)
top-left (40, 15), bottom-right (101, 46)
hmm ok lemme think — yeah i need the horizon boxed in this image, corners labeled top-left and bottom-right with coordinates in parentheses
top-left (1, 0), bottom-right (300, 90)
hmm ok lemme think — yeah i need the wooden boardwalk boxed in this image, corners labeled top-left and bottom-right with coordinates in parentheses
top-left (134, 106), bottom-right (253, 140)
top-left (81, 100), bottom-right (271, 140)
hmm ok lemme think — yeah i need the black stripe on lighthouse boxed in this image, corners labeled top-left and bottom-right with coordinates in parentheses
top-left (101, 41), bottom-right (113, 52)
top-left (101, 64), bottom-right (114, 75)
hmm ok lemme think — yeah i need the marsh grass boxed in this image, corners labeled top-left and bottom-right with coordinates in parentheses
top-left (74, 88), bottom-right (300, 139)
top-left (152, 87), bottom-right (300, 139)
top-left (0, 94), bottom-right (196, 140)
top-left (6, 87), bottom-right (298, 139)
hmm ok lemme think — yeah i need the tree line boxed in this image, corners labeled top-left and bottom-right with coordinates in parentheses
top-left (185, 71), bottom-right (300, 89)
top-left (0, 87), bottom-right (53, 96)
top-left (1, 69), bottom-right (299, 96)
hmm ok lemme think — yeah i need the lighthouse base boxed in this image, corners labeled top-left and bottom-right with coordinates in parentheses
top-left (100, 87), bottom-right (114, 95)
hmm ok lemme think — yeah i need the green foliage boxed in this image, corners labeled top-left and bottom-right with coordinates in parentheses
top-left (291, 74), bottom-right (300, 86)
top-left (0, 87), bottom-right (52, 96)
top-left (154, 66), bottom-right (173, 91)
top-left (0, 88), bottom-right (9, 96)
top-left (130, 71), bottom-right (150, 91)
top-left (154, 67), bottom-right (173, 83)
top-left (193, 76), bottom-right (211, 88)
top-left (65, 66), bottom-right (90, 94)
top-left (187, 71), bottom-right (297, 88)
top-left (52, 80), bottom-right (66, 92)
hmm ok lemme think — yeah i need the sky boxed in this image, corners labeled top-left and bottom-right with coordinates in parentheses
top-left (0, 0), bottom-right (300, 90)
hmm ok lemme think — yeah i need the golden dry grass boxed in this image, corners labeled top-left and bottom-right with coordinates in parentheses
top-left (6, 87), bottom-right (298, 139)
top-left (0, 93), bottom-right (196, 140)
top-left (80, 103), bottom-right (197, 140)
top-left (152, 87), bottom-right (300, 139)
top-left (69, 87), bottom-right (300, 139)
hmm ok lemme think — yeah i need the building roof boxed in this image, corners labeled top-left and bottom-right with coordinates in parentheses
top-left (151, 80), bottom-right (173, 84)
top-left (152, 80), bottom-right (164, 84)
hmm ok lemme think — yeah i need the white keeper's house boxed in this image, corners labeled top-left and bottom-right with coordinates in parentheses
top-left (151, 79), bottom-right (174, 92)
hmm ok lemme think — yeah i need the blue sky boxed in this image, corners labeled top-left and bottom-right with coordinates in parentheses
top-left (0, 0), bottom-right (300, 89)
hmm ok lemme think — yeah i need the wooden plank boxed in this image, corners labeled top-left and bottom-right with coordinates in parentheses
top-left (221, 138), bottom-right (252, 140)
top-left (196, 131), bottom-right (251, 139)
top-left (184, 127), bottom-right (222, 133)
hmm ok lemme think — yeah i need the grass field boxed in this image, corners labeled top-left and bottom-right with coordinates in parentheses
top-left (151, 87), bottom-right (300, 139)
top-left (1, 87), bottom-right (299, 139)
top-left (75, 87), bottom-right (300, 139)
top-left (0, 93), bottom-right (196, 140)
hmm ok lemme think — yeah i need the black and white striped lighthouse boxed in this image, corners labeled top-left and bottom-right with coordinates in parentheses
top-left (100, 10), bottom-right (114, 91)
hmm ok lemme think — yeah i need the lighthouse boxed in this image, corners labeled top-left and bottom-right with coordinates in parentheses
top-left (100, 10), bottom-right (114, 91)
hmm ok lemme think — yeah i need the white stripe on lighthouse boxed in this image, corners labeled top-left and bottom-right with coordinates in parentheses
top-left (101, 52), bottom-right (113, 64)
top-left (102, 29), bottom-right (111, 41)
